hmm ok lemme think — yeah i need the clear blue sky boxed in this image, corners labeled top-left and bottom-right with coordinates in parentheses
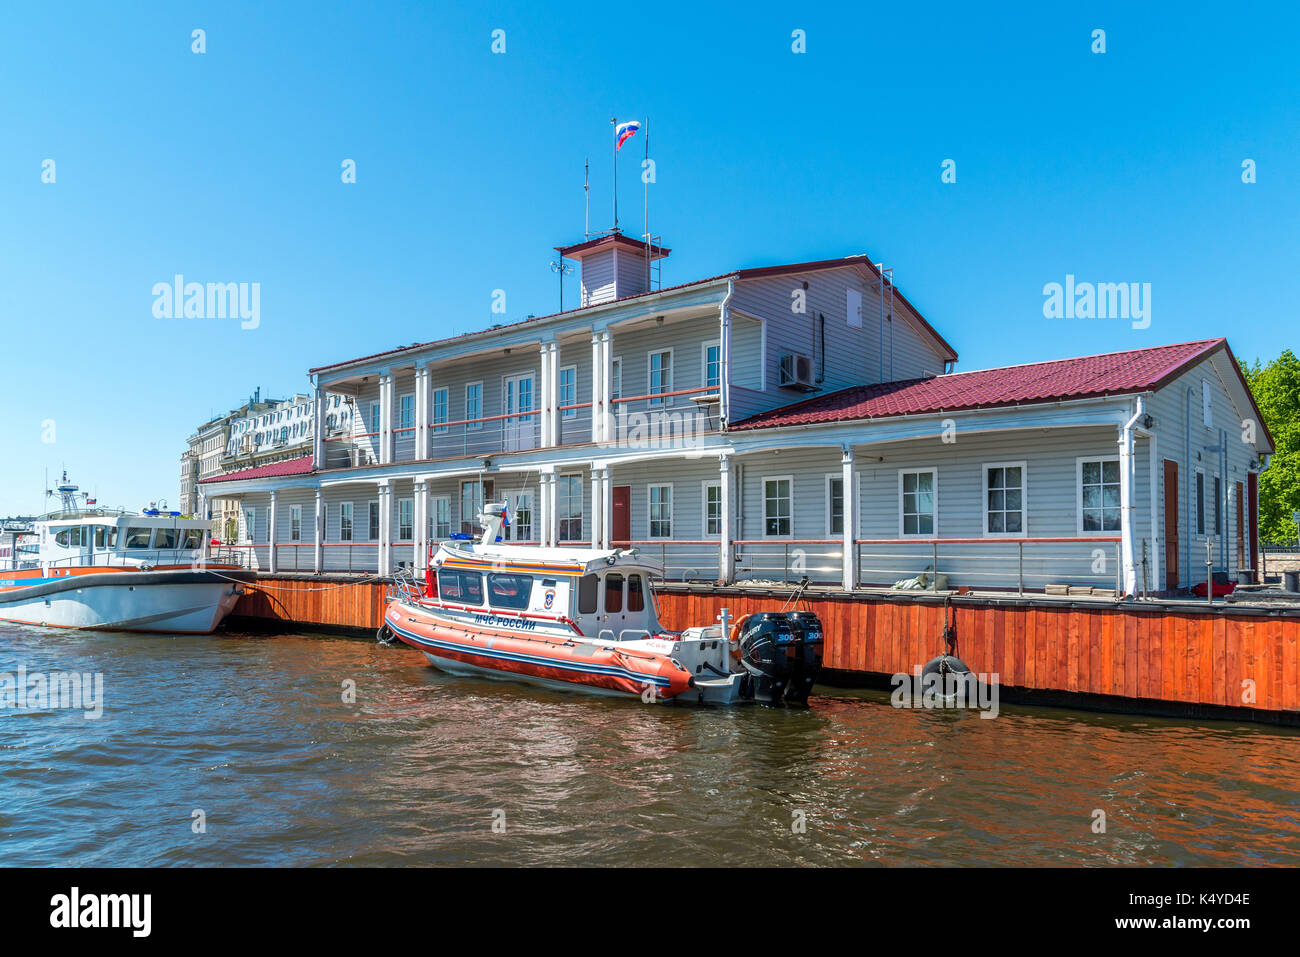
top-left (2, 1), bottom-right (1296, 513)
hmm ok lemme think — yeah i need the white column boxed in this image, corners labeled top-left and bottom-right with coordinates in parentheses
top-left (841, 447), bottom-right (856, 591)
top-left (378, 480), bottom-right (392, 576)
top-left (312, 385), bottom-right (326, 469)
top-left (413, 479), bottom-right (428, 576)
top-left (378, 374), bottom-right (393, 465)
top-left (591, 467), bottom-right (603, 548)
top-left (600, 467), bottom-right (612, 548)
top-left (538, 472), bottom-right (551, 547)
top-left (590, 333), bottom-right (604, 443)
top-left (198, 492), bottom-right (210, 562)
top-left (549, 343), bottom-right (560, 445)
top-left (719, 456), bottom-right (733, 583)
top-left (538, 343), bottom-right (551, 447)
top-left (313, 487), bottom-right (324, 573)
top-left (268, 489), bottom-right (279, 574)
top-left (600, 332), bottom-right (613, 445)
top-left (414, 366), bottom-right (428, 461)
top-left (547, 472), bottom-right (559, 546)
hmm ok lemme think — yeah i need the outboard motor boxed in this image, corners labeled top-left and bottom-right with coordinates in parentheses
top-left (736, 611), bottom-right (824, 705)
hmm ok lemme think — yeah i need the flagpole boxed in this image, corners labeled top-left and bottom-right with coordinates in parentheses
top-left (610, 117), bottom-right (618, 232)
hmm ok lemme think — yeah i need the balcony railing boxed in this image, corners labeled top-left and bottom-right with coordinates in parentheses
top-left (317, 387), bottom-right (723, 469)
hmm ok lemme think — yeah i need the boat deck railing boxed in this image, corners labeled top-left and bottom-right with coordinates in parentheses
top-left (19, 549), bottom-right (207, 572)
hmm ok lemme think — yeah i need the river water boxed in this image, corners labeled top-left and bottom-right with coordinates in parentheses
top-left (1, 622), bottom-right (1297, 867)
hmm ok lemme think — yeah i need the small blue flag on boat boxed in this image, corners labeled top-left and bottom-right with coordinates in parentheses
top-left (615, 120), bottom-right (640, 150)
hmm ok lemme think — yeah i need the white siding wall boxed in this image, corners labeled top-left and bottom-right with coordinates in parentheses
top-left (728, 265), bottom-right (949, 421)
top-left (1146, 355), bottom-right (1260, 587)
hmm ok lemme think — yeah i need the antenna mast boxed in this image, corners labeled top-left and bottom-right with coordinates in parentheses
top-left (610, 117), bottom-right (619, 232)
top-left (584, 157), bottom-right (590, 237)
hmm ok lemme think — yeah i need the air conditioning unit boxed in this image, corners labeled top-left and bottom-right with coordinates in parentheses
top-left (779, 352), bottom-right (817, 391)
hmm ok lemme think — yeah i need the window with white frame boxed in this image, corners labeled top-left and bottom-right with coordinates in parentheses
top-left (1202, 380), bottom-right (1213, 428)
top-left (609, 357), bottom-right (622, 400)
top-left (703, 481), bottom-right (722, 536)
top-left (649, 485), bottom-right (672, 538)
top-left (369, 402), bottom-right (381, 435)
top-left (984, 463), bottom-right (1024, 535)
top-left (461, 481), bottom-right (486, 535)
top-left (763, 477), bottom-right (792, 537)
top-left (398, 498), bottom-right (413, 541)
top-left (899, 469), bottom-right (936, 536)
top-left (290, 505), bottom-right (302, 542)
top-left (432, 496), bottom-right (451, 539)
top-left (826, 475), bottom-right (845, 536)
top-left (244, 508), bottom-right (256, 543)
top-left (512, 493), bottom-right (533, 541)
top-left (649, 350), bottom-right (672, 405)
top-left (433, 388), bottom-right (449, 433)
top-left (558, 475), bottom-right (583, 541)
top-left (1195, 469), bottom-right (1206, 536)
top-left (368, 501), bottom-right (380, 540)
top-left (340, 502), bottom-right (354, 542)
top-left (1078, 458), bottom-right (1120, 533)
top-left (399, 393), bottom-right (414, 430)
top-left (704, 342), bottom-right (721, 389)
top-left (559, 366), bottom-right (577, 417)
top-left (464, 382), bottom-right (482, 431)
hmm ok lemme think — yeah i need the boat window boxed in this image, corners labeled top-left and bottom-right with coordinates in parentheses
top-left (105, 527), bottom-right (118, 549)
top-left (124, 527), bottom-right (152, 549)
top-left (54, 528), bottom-right (71, 547)
top-left (577, 575), bottom-right (599, 614)
top-left (179, 528), bottom-right (203, 550)
top-left (94, 527), bottom-right (106, 549)
top-left (439, 570), bottom-right (484, 605)
top-left (153, 528), bottom-right (179, 550)
top-left (487, 573), bottom-right (532, 610)
top-left (605, 574), bottom-right (624, 614)
top-left (627, 575), bottom-right (645, 612)
top-left (69, 526), bottom-right (82, 548)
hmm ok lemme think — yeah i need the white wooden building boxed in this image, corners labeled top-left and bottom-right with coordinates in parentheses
top-left (199, 233), bottom-right (1274, 596)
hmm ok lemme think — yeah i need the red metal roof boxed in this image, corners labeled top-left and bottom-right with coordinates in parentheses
top-left (199, 455), bottom-right (315, 484)
top-left (731, 339), bottom-right (1229, 430)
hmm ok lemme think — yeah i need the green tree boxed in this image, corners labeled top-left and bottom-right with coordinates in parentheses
top-left (1241, 351), bottom-right (1300, 543)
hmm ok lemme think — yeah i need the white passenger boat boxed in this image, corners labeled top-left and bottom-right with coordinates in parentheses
top-left (0, 474), bottom-right (252, 634)
top-left (382, 504), bottom-right (824, 704)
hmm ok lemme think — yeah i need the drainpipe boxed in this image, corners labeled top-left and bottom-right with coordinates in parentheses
top-left (1184, 387), bottom-right (1194, 593)
top-left (719, 278), bottom-right (735, 430)
top-left (1119, 397), bottom-right (1145, 597)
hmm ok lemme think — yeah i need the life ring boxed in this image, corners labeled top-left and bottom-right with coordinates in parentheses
top-left (727, 614), bottom-right (752, 662)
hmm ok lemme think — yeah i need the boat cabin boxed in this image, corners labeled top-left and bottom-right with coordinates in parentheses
top-left (430, 506), bottom-right (665, 641)
top-left (34, 510), bottom-right (209, 569)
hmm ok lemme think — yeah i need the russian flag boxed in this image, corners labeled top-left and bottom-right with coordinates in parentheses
top-left (615, 120), bottom-right (640, 151)
top-left (501, 502), bottom-right (510, 529)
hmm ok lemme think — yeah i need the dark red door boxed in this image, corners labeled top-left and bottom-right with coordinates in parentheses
top-left (1163, 460), bottom-right (1179, 591)
top-left (612, 486), bottom-right (631, 544)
